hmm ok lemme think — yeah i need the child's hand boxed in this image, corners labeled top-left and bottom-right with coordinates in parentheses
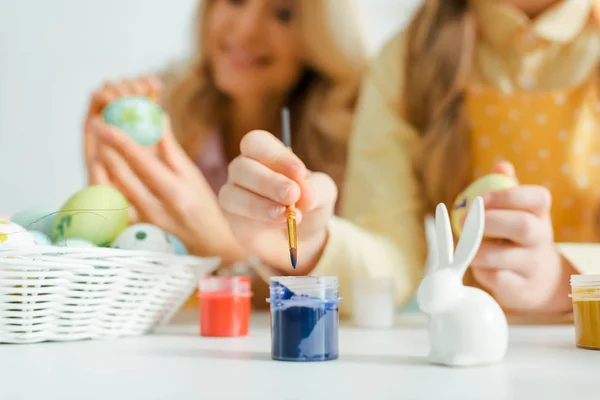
top-left (470, 162), bottom-right (576, 314)
top-left (84, 76), bottom-right (163, 186)
top-left (218, 130), bottom-right (337, 273)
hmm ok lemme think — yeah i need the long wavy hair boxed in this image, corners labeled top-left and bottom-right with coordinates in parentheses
top-left (404, 0), bottom-right (476, 213)
top-left (161, 0), bottom-right (367, 187)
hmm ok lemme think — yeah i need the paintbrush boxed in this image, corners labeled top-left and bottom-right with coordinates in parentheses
top-left (281, 107), bottom-right (297, 269)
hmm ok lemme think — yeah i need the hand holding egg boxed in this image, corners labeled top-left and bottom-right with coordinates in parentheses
top-left (90, 112), bottom-right (243, 263)
top-left (83, 76), bottom-right (243, 262)
top-left (84, 76), bottom-right (163, 187)
top-left (460, 162), bottom-right (574, 314)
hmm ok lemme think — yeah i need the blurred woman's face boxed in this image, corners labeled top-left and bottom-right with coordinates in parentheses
top-left (206, 0), bottom-right (304, 100)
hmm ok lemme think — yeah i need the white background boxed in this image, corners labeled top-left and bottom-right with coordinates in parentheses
top-left (0, 0), bottom-right (421, 212)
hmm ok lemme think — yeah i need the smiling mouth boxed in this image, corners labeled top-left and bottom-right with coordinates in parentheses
top-left (222, 45), bottom-right (270, 67)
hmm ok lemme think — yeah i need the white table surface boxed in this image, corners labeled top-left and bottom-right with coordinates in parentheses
top-left (0, 310), bottom-right (597, 400)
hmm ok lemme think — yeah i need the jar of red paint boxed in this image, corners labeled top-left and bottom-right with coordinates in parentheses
top-left (197, 276), bottom-right (253, 337)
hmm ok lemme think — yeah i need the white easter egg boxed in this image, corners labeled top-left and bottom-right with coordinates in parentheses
top-left (111, 223), bottom-right (174, 253)
top-left (0, 221), bottom-right (37, 248)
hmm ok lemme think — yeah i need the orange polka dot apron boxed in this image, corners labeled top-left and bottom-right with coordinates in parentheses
top-left (465, 79), bottom-right (600, 244)
top-left (462, 79), bottom-right (600, 303)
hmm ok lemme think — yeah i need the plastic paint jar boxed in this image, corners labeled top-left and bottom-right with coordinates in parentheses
top-left (570, 274), bottom-right (600, 350)
top-left (267, 276), bottom-right (341, 362)
top-left (351, 277), bottom-right (396, 328)
top-left (197, 276), bottom-right (252, 337)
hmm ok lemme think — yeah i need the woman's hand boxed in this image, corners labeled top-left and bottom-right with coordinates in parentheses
top-left (91, 117), bottom-right (246, 264)
top-left (469, 162), bottom-right (576, 314)
top-left (84, 76), bottom-right (163, 186)
top-left (218, 130), bottom-right (337, 274)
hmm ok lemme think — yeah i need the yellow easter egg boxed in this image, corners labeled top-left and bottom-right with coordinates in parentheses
top-left (52, 185), bottom-right (130, 246)
top-left (451, 173), bottom-right (517, 236)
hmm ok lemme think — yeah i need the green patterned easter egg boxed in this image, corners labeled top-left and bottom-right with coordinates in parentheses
top-left (102, 96), bottom-right (165, 146)
top-left (52, 185), bottom-right (129, 246)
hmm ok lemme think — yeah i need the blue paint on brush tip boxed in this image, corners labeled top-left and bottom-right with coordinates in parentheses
top-left (290, 248), bottom-right (297, 269)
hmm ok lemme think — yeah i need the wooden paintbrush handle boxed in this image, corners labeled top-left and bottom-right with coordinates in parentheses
top-left (285, 206), bottom-right (297, 249)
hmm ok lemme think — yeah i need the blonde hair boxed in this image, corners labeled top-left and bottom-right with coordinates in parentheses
top-left (404, 0), bottom-right (476, 213)
top-left (162, 0), bottom-right (367, 187)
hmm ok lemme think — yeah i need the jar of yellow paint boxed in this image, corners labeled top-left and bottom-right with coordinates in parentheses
top-left (570, 275), bottom-right (600, 350)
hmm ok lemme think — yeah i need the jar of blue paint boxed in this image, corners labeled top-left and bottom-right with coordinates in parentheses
top-left (267, 276), bottom-right (341, 362)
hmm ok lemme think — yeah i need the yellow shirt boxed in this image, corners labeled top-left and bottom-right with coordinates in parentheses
top-left (312, 0), bottom-right (600, 316)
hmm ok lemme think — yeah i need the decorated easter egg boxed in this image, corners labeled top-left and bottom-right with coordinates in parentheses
top-left (451, 173), bottom-right (517, 236)
top-left (0, 221), bottom-right (37, 248)
top-left (54, 238), bottom-right (96, 248)
top-left (52, 185), bottom-right (129, 246)
top-left (167, 233), bottom-right (188, 255)
top-left (29, 231), bottom-right (52, 246)
top-left (102, 96), bottom-right (165, 146)
top-left (111, 223), bottom-right (174, 253)
top-left (11, 205), bottom-right (58, 236)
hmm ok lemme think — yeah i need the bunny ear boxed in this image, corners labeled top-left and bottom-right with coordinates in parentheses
top-left (435, 202), bottom-right (454, 268)
top-left (453, 196), bottom-right (485, 277)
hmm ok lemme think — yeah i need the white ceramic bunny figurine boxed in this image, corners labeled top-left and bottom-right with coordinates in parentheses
top-left (416, 196), bottom-right (509, 367)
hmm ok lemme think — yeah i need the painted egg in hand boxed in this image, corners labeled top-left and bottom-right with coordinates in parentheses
top-left (111, 223), bottom-right (174, 253)
top-left (451, 173), bottom-right (517, 236)
top-left (102, 96), bottom-right (165, 147)
top-left (52, 185), bottom-right (129, 246)
top-left (0, 221), bottom-right (37, 248)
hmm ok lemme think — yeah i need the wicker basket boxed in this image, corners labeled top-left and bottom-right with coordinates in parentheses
top-left (0, 246), bottom-right (220, 344)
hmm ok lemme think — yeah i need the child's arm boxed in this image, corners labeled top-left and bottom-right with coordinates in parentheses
top-left (310, 33), bottom-right (428, 315)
